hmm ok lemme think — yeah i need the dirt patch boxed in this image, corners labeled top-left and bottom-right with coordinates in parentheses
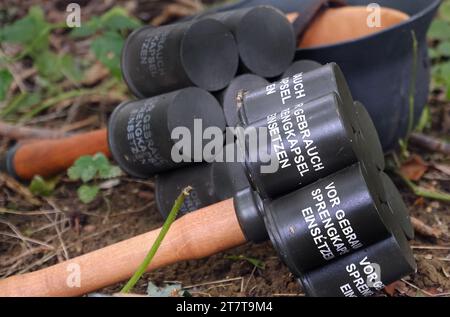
top-left (0, 0), bottom-right (449, 297)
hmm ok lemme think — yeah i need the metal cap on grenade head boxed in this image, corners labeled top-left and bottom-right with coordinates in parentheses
top-left (121, 19), bottom-right (239, 98)
top-left (217, 74), bottom-right (269, 127)
top-left (108, 87), bottom-right (226, 178)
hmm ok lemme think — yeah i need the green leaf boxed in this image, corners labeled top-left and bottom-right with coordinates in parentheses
top-left (77, 184), bottom-right (100, 204)
top-left (437, 41), bottom-right (450, 57)
top-left (0, 69), bottom-right (13, 101)
top-left (100, 7), bottom-right (141, 31)
top-left (428, 20), bottom-right (450, 40)
top-left (415, 105), bottom-right (431, 133)
top-left (1, 6), bottom-right (51, 56)
top-left (70, 17), bottom-right (101, 38)
top-left (35, 51), bottom-right (63, 82)
top-left (92, 153), bottom-right (122, 179)
top-left (67, 155), bottom-right (98, 182)
top-left (428, 48), bottom-right (439, 59)
top-left (439, 1), bottom-right (450, 22)
top-left (91, 31), bottom-right (124, 78)
top-left (1, 6), bottom-right (49, 45)
top-left (431, 61), bottom-right (450, 87)
top-left (59, 54), bottom-right (83, 83)
top-left (29, 175), bottom-right (59, 197)
top-left (99, 166), bottom-right (122, 179)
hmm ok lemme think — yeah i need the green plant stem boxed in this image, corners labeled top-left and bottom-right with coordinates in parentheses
top-left (19, 89), bottom-right (95, 121)
top-left (121, 186), bottom-right (192, 293)
top-left (19, 79), bottom-right (118, 121)
top-left (407, 30), bottom-right (418, 136)
top-left (399, 30), bottom-right (419, 157)
top-left (399, 172), bottom-right (450, 202)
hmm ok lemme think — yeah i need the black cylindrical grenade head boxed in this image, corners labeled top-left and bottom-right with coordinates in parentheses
top-left (155, 142), bottom-right (250, 218)
top-left (108, 87), bottom-right (226, 178)
top-left (211, 143), bottom-right (250, 199)
top-left (240, 92), bottom-right (363, 198)
top-left (155, 164), bottom-right (217, 218)
top-left (238, 63), bottom-right (358, 128)
top-left (206, 6), bottom-right (295, 78)
top-left (262, 162), bottom-right (394, 275)
top-left (217, 74), bottom-right (269, 127)
top-left (354, 101), bottom-right (385, 171)
top-left (282, 60), bottom-right (323, 78)
top-left (121, 19), bottom-right (239, 98)
top-left (380, 172), bottom-right (414, 240)
top-left (299, 223), bottom-right (416, 297)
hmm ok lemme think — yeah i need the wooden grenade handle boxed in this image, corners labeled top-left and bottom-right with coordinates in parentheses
top-left (0, 198), bottom-right (246, 297)
top-left (11, 129), bottom-right (110, 180)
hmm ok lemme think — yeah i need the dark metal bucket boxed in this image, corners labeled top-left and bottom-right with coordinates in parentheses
top-left (204, 0), bottom-right (441, 150)
top-left (296, 0), bottom-right (441, 150)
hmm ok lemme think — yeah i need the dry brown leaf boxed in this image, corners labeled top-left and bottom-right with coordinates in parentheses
top-left (413, 196), bottom-right (425, 207)
top-left (82, 62), bottom-right (110, 86)
top-left (384, 281), bottom-right (402, 296)
top-left (400, 154), bottom-right (429, 181)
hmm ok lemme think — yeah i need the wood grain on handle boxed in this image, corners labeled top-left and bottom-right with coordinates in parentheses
top-left (13, 129), bottom-right (110, 180)
top-left (0, 198), bottom-right (246, 297)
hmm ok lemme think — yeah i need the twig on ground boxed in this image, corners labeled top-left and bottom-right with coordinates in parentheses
top-left (0, 230), bottom-right (54, 250)
top-left (0, 173), bottom-right (41, 206)
top-left (0, 121), bottom-right (68, 140)
top-left (411, 217), bottom-right (444, 239)
top-left (17, 252), bottom-right (57, 275)
top-left (61, 115), bottom-right (99, 132)
top-left (243, 266), bottom-right (257, 293)
top-left (26, 218), bottom-right (67, 236)
top-left (411, 245), bottom-right (450, 250)
top-left (9, 67), bottom-right (37, 92)
top-left (44, 199), bottom-right (69, 260)
top-left (184, 277), bottom-right (244, 290)
top-left (409, 132), bottom-right (450, 155)
top-left (401, 279), bottom-right (436, 297)
top-left (0, 208), bottom-right (59, 216)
